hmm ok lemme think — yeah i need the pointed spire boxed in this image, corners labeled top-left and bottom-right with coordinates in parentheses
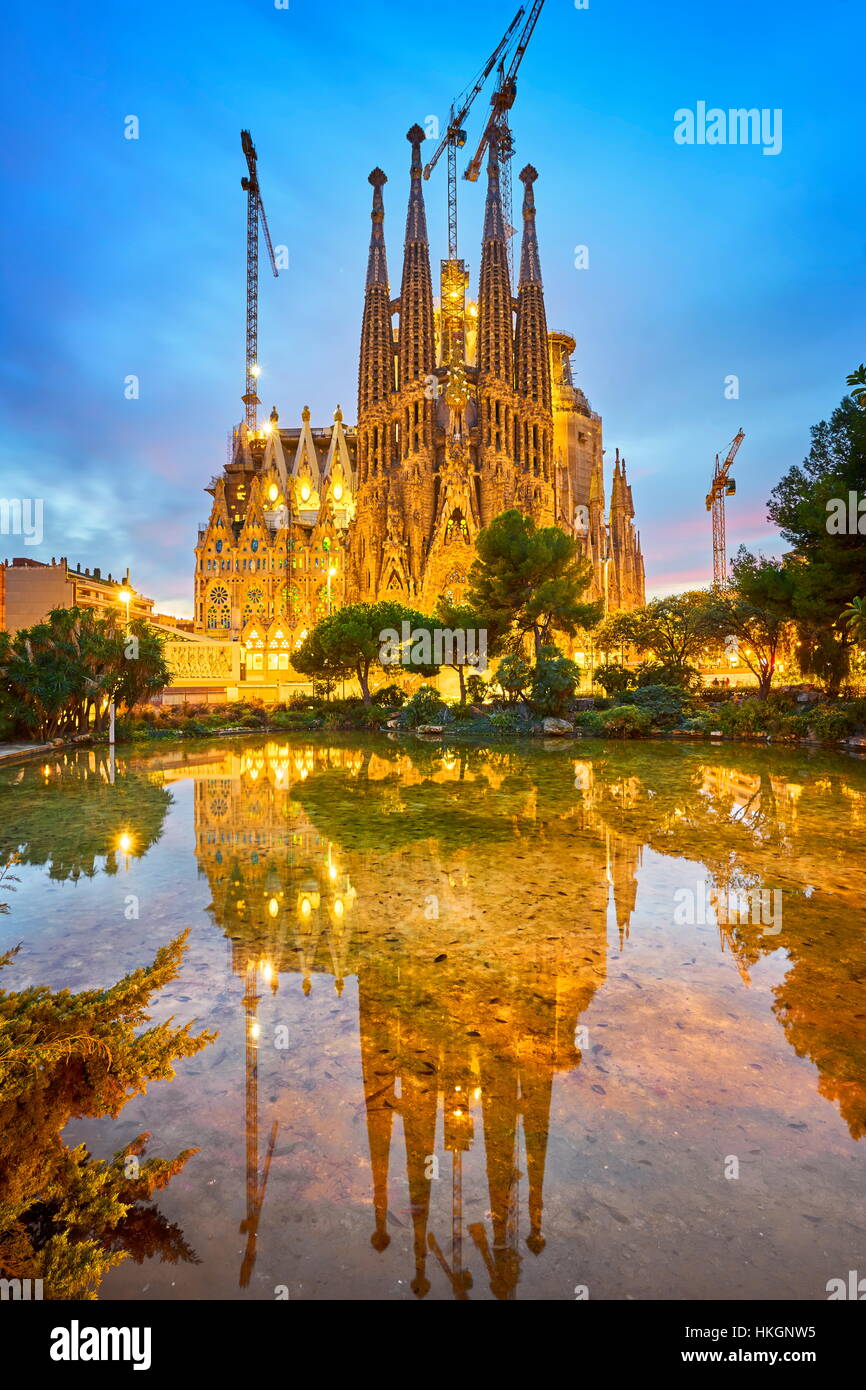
top-left (366, 168), bottom-right (389, 288)
top-left (517, 165), bottom-right (543, 288)
top-left (398, 125), bottom-right (435, 390)
top-left (514, 164), bottom-right (551, 410)
top-left (404, 124), bottom-right (429, 246)
top-left (483, 135), bottom-right (507, 245)
top-left (477, 130), bottom-right (514, 387)
top-left (359, 170), bottom-right (395, 415)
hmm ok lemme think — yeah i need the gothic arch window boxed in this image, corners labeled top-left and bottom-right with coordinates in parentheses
top-left (243, 586), bottom-right (266, 621)
top-left (206, 584), bottom-right (230, 630)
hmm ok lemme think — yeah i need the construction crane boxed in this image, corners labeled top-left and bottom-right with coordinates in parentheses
top-left (422, 10), bottom-right (524, 369)
top-left (423, 8), bottom-right (524, 265)
top-left (240, 129), bottom-right (279, 432)
top-left (705, 428), bottom-right (745, 587)
top-left (463, 0), bottom-right (546, 277)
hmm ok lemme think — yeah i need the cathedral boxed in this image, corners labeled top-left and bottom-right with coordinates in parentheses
top-left (193, 125), bottom-right (645, 672)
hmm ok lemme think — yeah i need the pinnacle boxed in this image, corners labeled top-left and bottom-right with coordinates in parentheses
top-left (520, 164), bottom-right (538, 185)
top-left (369, 167), bottom-right (387, 187)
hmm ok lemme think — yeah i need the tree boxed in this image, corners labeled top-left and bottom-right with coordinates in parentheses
top-left (433, 597), bottom-right (505, 705)
top-left (0, 932), bottom-right (215, 1298)
top-left (530, 646), bottom-right (580, 716)
top-left (842, 597), bottom-right (866, 645)
top-left (847, 364), bottom-right (866, 410)
top-left (494, 651), bottom-right (533, 705)
top-left (466, 510), bottom-right (602, 658)
top-left (705, 549), bottom-right (797, 698)
top-left (0, 608), bottom-right (169, 741)
top-left (292, 602), bottom-right (437, 706)
top-left (596, 592), bottom-right (717, 683)
top-left (768, 387), bottom-right (866, 693)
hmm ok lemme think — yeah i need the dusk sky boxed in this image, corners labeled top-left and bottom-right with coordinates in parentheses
top-left (1, 0), bottom-right (863, 616)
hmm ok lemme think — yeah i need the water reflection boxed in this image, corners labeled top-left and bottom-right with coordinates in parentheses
top-left (3, 736), bottom-right (865, 1300)
top-left (175, 738), bottom-right (866, 1297)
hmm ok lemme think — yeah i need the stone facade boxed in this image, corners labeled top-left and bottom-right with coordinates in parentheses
top-left (193, 127), bottom-right (645, 668)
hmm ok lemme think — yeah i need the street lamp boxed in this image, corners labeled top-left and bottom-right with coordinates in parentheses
top-left (110, 585), bottom-right (134, 750)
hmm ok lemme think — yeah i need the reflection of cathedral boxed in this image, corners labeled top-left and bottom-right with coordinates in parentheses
top-left (187, 741), bottom-right (642, 1298)
top-left (193, 125), bottom-right (645, 666)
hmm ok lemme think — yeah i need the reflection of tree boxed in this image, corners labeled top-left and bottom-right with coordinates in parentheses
top-left (0, 932), bottom-right (215, 1298)
top-left (0, 752), bottom-right (171, 881)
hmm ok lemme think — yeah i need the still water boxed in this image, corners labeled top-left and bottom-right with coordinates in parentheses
top-left (1, 735), bottom-right (865, 1301)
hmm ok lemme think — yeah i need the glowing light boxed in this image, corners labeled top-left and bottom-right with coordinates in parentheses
top-left (334, 898), bottom-right (344, 918)
top-left (300, 897), bottom-right (312, 917)
top-left (300, 629), bottom-right (308, 639)
top-left (268, 897), bottom-right (279, 918)
top-left (332, 484), bottom-right (343, 501)
top-left (250, 1021), bottom-right (261, 1041)
top-left (262, 962), bottom-right (274, 984)
top-left (268, 483), bottom-right (279, 502)
top-left (117, 831), bottom-right (133, 855)
top-left (250, 364), bottom-right (261, 379)
top-left (328, 864), bottom-right (337, 881)
top-left (118, 587), bottom-right (133, 606)
top-left (473, 1087), bottom-right (482, 1100)
top-left (328, 566), bottom-right (337, 578)
top-left (300, 484), bottom-right (311, 502)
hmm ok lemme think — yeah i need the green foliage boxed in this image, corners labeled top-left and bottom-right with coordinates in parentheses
top-left (847, 363), bottom-right (866, 409)
top-left (293, 602), bottom-right (437, 705)
top-left (594, 662), bottom-right (635, 697)
top-left (702, 549), bottom-right (798, 697)
top-left (574, 709), bottom-right (605, 735)
top-left (0, 933), bottom-right (215, 1298)
top-left (620, 684), bottom-right (687, 728)
top-left (494, 651), bottom-right (533, 704)
top-left (402, 685), bottom-right (448, 728)
top-left (599, 705), bottom-right (652, 738)
top-left (597, 593), bottom-right (718, 671)
top-left (434, 597), bottom-right (504, 704)
top-left (466, 509), bottom-right (603, 657)
top-left (465, 673), bottom-right (489, 705)
top-left (372, 683), bottom-right (406, 707)
top-left (0, 608), bottom-right (169, 742)
top-left (842, 597), bottom-right (866, 644)
top-left (530, 646), bottom-right (580, 716)
top-left (634, 660), bottom-right (700, 690)
top-left (489, 709), bottom-right (525, 735)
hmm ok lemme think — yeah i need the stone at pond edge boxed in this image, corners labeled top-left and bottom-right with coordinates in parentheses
top-left (540, 718), bottom-right (575, 736)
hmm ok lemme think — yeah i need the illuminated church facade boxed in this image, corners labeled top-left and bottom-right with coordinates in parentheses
top-left (193, 126), bottom-right (645, 675)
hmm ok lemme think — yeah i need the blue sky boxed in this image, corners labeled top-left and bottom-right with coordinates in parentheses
top-left (1, 0), bottom-right (863, 614)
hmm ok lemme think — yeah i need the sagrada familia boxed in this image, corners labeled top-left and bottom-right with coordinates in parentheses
top-left (194, 126), bottom-right (645, 661)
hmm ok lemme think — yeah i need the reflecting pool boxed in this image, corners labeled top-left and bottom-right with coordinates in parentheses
top-left (1, 735), bottom-right (865, 1300)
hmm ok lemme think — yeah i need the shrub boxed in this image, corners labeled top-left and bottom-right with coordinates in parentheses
top-left (594, 662), bottom-right (635, 697)
top-left (599, 705), bottom-right (652, 738)
top-left (465, 673), bottom-right (489, 704)
top-left (574, 709), bottom-right (604, 735)
top-left (530, 646), bottom-right (580, 716)
top-left (635, 661), bottom-right (700, 691)
top-left (489, 710), bottom-right (524, 735)
top-left (494, 652), bottom-right (533, 704)
top-left (620, 684), bottom-right (687, 729)
top-left (373, 684), bottom-right (406, 707)
top-left (402, 685), bottom-right (448, 728)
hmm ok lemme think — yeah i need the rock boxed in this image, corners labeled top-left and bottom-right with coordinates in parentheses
top-left (846, 735), bottom-right (866, 748)
top-left (416, 725), bottom-right (445, 735)
top-left (710, 730), bottom-right (723, 737)
top-left (542, 717), bottom-right (574, 736)
top-left (386, 719), bottom-right (401, 729)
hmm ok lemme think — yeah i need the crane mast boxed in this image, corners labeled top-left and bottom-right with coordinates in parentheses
top-left (240, 129), bottom-right (279, 432)
top-left (422, 10), bottom-right (524, 370)
top-left (463, 0), bottom-right (546, 277)
top-left (705, 428), bottom-right (745, 587)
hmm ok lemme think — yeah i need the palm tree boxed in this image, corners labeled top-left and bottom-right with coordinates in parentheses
top-left (842, 597), bottom-right (866, 645)
top-left (847, 364), bottom-right (866, 409)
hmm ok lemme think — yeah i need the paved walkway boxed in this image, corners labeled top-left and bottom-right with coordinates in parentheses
top-left (0, 742), bottom-right (55, 767)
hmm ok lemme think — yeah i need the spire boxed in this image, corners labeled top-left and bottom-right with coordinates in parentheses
top-left (477, 133), bottom-right (514, 386)
top-left (359, 169), bottom-right (395, 415)
top-left (366, 167), bottom-right (389, 288)
top-left (404, 124), bottom-right (429, 245)
top-left (517, 164), bottom-right (543, 288)
top-left (514, 165), bottom-right (551, 409)
top-left (398, 125), bottom-right (435, 389)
